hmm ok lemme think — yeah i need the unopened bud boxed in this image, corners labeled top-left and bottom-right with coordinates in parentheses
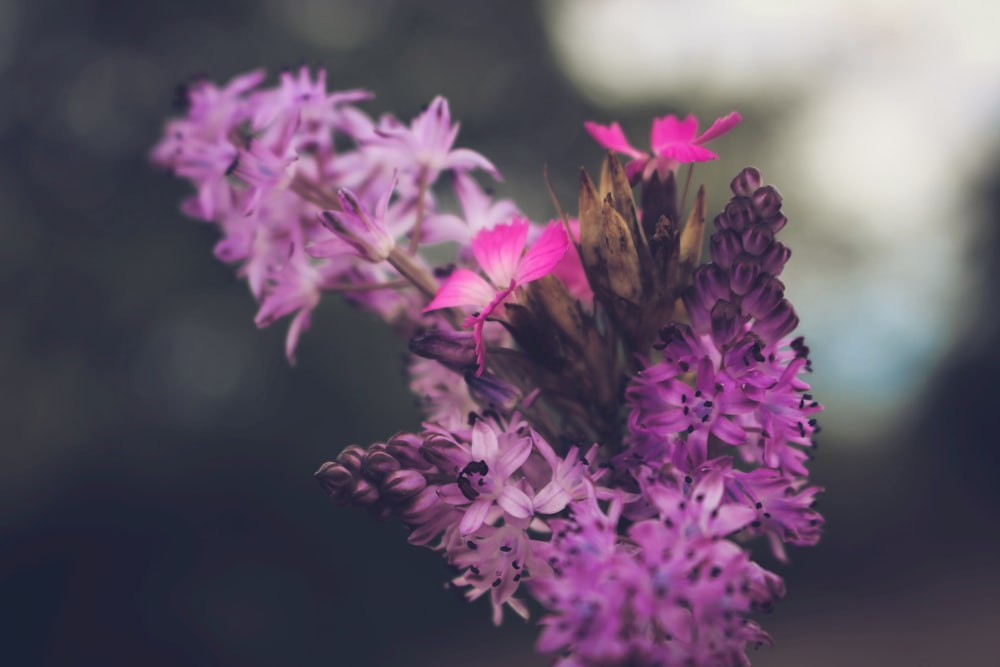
top-left (382, 469), bottom-right (427, 501)
top-left (731, 167), bottom-right (763, 197)
top-left (466, 370), bottom-right (521, 414)
top-left (315, 461), bottom-right (356, 501)
top-left (362, 449), bottom-right (400, 482)
top-left (710, 299), bottom-right (742, 346)
top-left (336, 445), bottom-right (366, 473)
top-left (751, 186), bottom-right (783, 219)
top-left (409, 331), bottom-right (476, 370)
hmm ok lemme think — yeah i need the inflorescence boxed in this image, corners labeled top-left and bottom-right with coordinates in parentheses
top-left (153, 67), bottom-right (823, 667)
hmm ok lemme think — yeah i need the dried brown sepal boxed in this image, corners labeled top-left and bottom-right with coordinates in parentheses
top-left (601, 198), bottom-right (643, 305)
top-left (678, 185), bottom-right (706, 286)
top-left (578, 168), bottom-right (611, 298)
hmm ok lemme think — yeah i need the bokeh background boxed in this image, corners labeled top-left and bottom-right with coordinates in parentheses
top-left (2, 1), bottom-right (999, 665)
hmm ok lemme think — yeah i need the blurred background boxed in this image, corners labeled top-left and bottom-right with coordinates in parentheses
top-left (2, 0), bottom-right (999, 665)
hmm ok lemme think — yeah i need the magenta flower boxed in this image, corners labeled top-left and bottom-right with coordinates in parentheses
top-left (424, 218), bottom-right (570, 373)
top-left (584, 111), bottom-right (742, 180)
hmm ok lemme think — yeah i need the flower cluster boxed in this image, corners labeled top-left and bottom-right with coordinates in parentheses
top-left (154, 68), bottom-right (823, 666)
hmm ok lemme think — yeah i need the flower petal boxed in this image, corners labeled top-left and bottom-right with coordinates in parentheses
top-left (497, 485), bottom-right (533, 518)
top-left (460, 498), bottom-right (492, 535)
top-left (471, 219), bottom-right (529, 287)
top-left (657, 143), bottom-right (720, 163)
top-left (424, 268), bottom-right (496, 311)
top-left (695, 111), bottom-right (742, 144)
top-left (649, 114), bottom-right (699, 153)
top-left (583, 121), bottom-right (647, 160)
top-left (514, 222), bottom-right (570, 284)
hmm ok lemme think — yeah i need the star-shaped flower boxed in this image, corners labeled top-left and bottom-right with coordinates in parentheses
top-left (584, 111), bottom-right (742, 180)
top-left (424, 218), bottom-right (569, 373)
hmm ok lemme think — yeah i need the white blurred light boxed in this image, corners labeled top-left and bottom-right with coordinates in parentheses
top-left (542, 0), bottom-right (1000, 437)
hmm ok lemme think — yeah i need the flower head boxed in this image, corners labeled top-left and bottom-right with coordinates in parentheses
top-left (424, 218), bottom-right (570, 373)
top-left (585, 111), bottom-right (742, 180)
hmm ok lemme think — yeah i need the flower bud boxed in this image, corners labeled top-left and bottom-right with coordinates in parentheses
top-left (315, 461), bottom-right (356, 501)
top-left (382, 469), bottom-right (427, 501)
top-left (741, 225), bottom-right (774, 256)
top-left (752, 299), bottom-right (799, 344)
top-left (751, 186), bottom-right (783, 219)
top-left (710, 299), bottom-right (742, 346)
top-left (731, 167), bottom-right (763, 197)
top-left (362, 449), bottom-right (400, 482)
top-left (722, 197), bottom-right (756, 232)
top-left (336, 445), bottom-right (366, 473)
top-left (409, 330), bottom-right (477, 370)
top-left (730, 257), bottom-right (760, 296)
top-left (466, 370), bottom-right (522, 414)
top-left (742, 275), bottom-right (786, 319)
top-left (710, 229), bottom-right (742, 269)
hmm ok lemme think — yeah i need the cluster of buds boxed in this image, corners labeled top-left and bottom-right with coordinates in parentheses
top-left (153, 68), bottom-right (823, 666)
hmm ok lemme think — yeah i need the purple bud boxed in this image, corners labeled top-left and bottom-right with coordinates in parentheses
top-left (692, 264), bottom-right (732, 310)
top-left (315, 461), bottom-right (356, 501)
top-left (710, 229), bottom-right (743, 269)
top-left (751, 186), bottom-right (783, 219)
top-left (731, 167), bottom-right (763, 197)
top-left (711, 300), bottom-right (742, 346)
top-left (337, 445), bottom-right (366, 473)
top-left (751, 299), bottom-right (799, 343)
top-left (362, 449), bottom-right (400, 481)
top-left (741, 225), bottom-right (774, 256)
top-left (351, 477), bottom-right (380, 505)
top-left (401, 487), bottom-right (442, 522)
top-left (386, 433), bottom-right (428, 470)
top-left (682, 287), bottom-right (712, 335)
top-left (758, 241), bottom-right (791, 276)
top-left (466, 371), bottom-right (521, 413)
top-left (723, 197), bottom-right (756, 232)
top-left (730, 257), bottom-right (760, 296)
top-left (409, 330), bottom-right (477, 370)
top-left (763, 212), bottom-right (787, 233)
top-left (742, 275), bottom-right (786, 319)
top-left (382, 469), bottom-right (427, 501)
top-left (421, 436), bottom-right (467, 472)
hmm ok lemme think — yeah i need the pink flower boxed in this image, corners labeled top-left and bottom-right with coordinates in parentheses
top-left (584, 111), bottom-right (742, 180)
top-left (424, 218), bottom-right (570, 373)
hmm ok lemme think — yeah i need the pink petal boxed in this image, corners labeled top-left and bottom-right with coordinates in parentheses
top-left (424, 268), bottom-right (496, 312)
top-left (471, 219), bottom-right (530, 288)
top-left (583, 121), bottom-right (647, 160)
top-left (695, 111), bottom-right (742, 144)
top-left (497, 486), bottom-right (533, 519)
top-left (460, 498), bottom-right (492, 535)
top-left (514, 222), bottom-right (570, 284)
top-left (658, 143), bottom-right (720, 164)
top-left (649, 114), bottom-right (699, 153)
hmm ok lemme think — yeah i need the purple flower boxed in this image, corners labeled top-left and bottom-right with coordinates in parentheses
top-left (310, 183), bottom-right (396, 263)
top-left (372, 96), bottom-right (501, 193)
top-left (436, 418), bottom-right (535, 535)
